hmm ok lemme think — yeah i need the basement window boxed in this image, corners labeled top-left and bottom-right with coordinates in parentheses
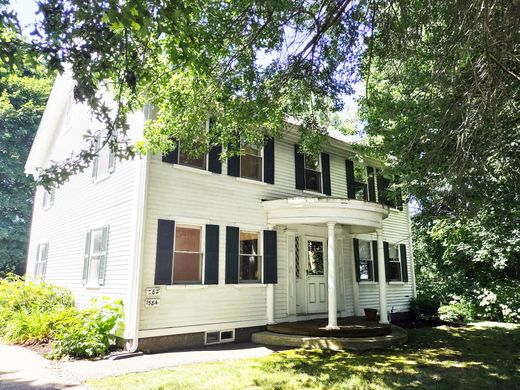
top-left (205, 330), bottom-right (235, 345)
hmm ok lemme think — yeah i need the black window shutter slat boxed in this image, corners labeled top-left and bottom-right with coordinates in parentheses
top-left (367, 166), bottom-right (376, 202)
top-left (263, 137), bottom-right (275, 184)
top-left (377, 170), bottom-right (384, 204)
top-left (154, 219), bottom-right (175, 285)
top-left (383, 241), bottom-right (390, 282)
top-left (208, 145), bottom-right (222, 174)
top-left (225, 226), bottom-right (239, 284)
top-left (372, 240), bottom-right (379, 282)
top-left (294, 144), bottom-right (305, 190)
top-left (400, 244), bottom-right (409, 282)
top-left (263, 230), bottom-right (277, 283)
top-left (395, 175), bottom-right (403, 211)
top-left (162, 140), bottom-right (179, 164)
top-left (321, 152), bottom-right (331, 195)
top-left (353, 238), bottom-right (361, 282)
top-left (345, 159), bottom-right (355, 199)
top-left (204, 224), bottom-right (219, 284)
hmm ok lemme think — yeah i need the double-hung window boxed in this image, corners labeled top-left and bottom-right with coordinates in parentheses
top-left (240, 144), bottom-right (263, 181)
top-left (239, 231), bottom-right (261, 282)
top-left (388, 244), bottom-right (402, 281)
top-left (178, 145), bottom-right (207, 170)
top-left (83, 226), bottom-right (109, 286)
top-left (42, 188), bottom-right (55, 209)
top-left (173, 225), bottom-right (203, 283)
top-left (34, 243), bottom-right (49, 279)
top-left (359, 240), bottom-right (374, 281)
top-left (92, 132), bottom-right (116, 180)
top-left (354, 166), bottom-right (368, 201)
top-left (379, 175), bottom-right (397, 208)
top-left (304, 156), bottom-right (322, 192)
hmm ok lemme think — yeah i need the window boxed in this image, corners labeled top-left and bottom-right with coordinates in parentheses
top-left (359, 240), bottom-right (374, 281)
top-left (42, 187), bottom-right (55, 209)
top-left (84, 226), bottom-right (109, 286)
top-left (34, 243), bottom-right (48, 279)
top-left (304, 155), bottom-right (322, 192)
top-left (205, 330), bottom-right (235, 344)
top-left (92, 132), bottom-right (116, 180)
top-left (178, 144), bottom-right (207, 170)
top-left (173, 225), bottom-right (203, 283)
top-left (379, 175), bottom-right (397, 208)
top-left (307, 240), bottom-right (324, 275)
top-left (239, 231), bottom-right (261, 282)
top-left (240, 144), bottom-right (263, 181)
top-left (388, 244), bottom-right (402, 281)
top-left (354, 165), bottom-right (368, 201)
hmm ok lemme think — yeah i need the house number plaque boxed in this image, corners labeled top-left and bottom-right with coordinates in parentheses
top-left (144, 298), bottom-right (160, 307)
top-left (145, 287), bottom-right (161, 297)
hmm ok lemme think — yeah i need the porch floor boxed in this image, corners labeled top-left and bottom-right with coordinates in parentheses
top-left (267, 317), bottom-right (392, 338)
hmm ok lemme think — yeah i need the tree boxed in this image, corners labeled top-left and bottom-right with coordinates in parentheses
top-left (0, 67), bottom-right (52, 276)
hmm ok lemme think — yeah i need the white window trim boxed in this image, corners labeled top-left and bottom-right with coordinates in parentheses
top-left (42, 187), bottom-right (55, 210)
top-left (84, 225), bottom-right (109, 288)
top-left (205, 329), bottom-right (235, 345)
top-left (171, 224), bottom-right (205, 285)
top-left (238, 229), bottom-right (263, 284)
top-left (173, 163), bottom-right (212, 175)
top-left (303, 155), bottom-right (323, 194)
top-left (92, 132), bottom-right (116, 183)
top-left (236, 177), bottom-right (268, 186)
top-left (359, 239), bottom-right (375, 282)
top-left (34, 242), bottom-right (49, 279)
top-left (387, 243), bottom-right (403, 282)
top-left (239, 143), bottom-right (264, 182)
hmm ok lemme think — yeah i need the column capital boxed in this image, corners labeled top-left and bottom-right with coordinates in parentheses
top-left (327, 221), bottom-right (337, 229)
top-left (376, 228), bottom-right (383, 236)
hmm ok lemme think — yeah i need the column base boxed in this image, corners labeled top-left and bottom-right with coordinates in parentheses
top-left (325, 325), bottom-right (340, 330)
top-left (379, 320), bottom-right (390, 324)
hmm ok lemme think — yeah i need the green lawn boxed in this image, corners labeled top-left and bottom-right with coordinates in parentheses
top-left (89, 322), bottom-right (520, 389)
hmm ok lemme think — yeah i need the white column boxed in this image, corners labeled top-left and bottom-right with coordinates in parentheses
top-left (326, 222), bottom-right (339, 330)
top-left (376, 229), bottom-right (389, 323)
top-left (267, 284), bottom-right (275, 324)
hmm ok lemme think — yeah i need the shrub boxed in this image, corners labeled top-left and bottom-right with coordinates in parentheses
top-left (438, 298), bottom-right (477, 323)
top-left (410, 295), bottom-right (440, 319)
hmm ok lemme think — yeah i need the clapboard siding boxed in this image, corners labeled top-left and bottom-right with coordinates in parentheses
top-left (25, 94), bottom-right (144, 308)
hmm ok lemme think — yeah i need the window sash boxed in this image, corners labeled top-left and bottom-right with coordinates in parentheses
top-left (239, 231), bottom-right (261, 282)
top-left (304, 169), bottom-right (322, 192)
top-left (359, 259), bottom-right (374, 281)
top-left (240, 152), bottom-right (263, 181)
top-left (172, 225), bottom-right (203, 284)
top-left (388, 245), bottom-right (402, 281)
top-left (178, 144), bottom-right (207, 170)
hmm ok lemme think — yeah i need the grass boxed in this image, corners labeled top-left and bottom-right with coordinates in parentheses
top-left (89, 322), bottom-right (520, 389)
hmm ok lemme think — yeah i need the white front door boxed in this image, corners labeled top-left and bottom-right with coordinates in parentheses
top-left (306, 238), bottom-right (328, 313)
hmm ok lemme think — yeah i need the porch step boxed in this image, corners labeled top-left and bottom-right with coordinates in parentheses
top-left (252, 325), bottom-right (407, 351)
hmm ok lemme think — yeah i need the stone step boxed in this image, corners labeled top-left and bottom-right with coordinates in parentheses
top-left (252, 325), bottom-right (407, 351)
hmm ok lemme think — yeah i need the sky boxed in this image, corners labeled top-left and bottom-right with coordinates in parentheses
top-left (9, 0), bottom-right (39, 32)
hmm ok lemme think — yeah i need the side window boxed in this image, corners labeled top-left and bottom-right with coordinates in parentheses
top-left (173, 225), bottom-right (203, 283)
top-left (42, 187), bottom-right (55, 209)
top-left (239, 231), bottom-right (261, 282)
top-left (34, 243), bottom-right (49, 279)
top-left (92, 132), bottom-right (116, 181)
top-left (82, 226), bottom-right (109, 286)
top-left (387, 244), bottom-right (402, 281)
top-left (354, 165), bottom-right (368, 201)
top-left (240, 144), bottom-right (263, 181)
top-left (359, 240), bottom-right (374, 281)
top-left (304, 155), bottom-right (322, 193)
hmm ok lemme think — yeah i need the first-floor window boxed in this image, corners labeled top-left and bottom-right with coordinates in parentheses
top-left (359, 240), bottom-right (374, 281)
top-left (388, 244), bottom-right (402, 281)
top-left (173, 225), bottom-right (203, 283)
top-left (83, 226), bottom-right (109, 286)
top-left (34, 243), bottom-right (49, 279)
top-left (239, 231), bottom-right (261, 282)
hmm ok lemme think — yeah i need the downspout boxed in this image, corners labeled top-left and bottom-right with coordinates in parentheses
top-left (407, 203), bottom-right (417, 298)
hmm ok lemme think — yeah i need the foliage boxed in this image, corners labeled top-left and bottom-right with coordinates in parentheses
top-left (438, 299), bottom-right (477, 323)
top-left (89, 322), bottom-right (520, 390)
top-left (49, 297), bottom-right (124, 360)
top-left (0, 67), bottom-right (52, 276)
top-left (410, 295), bottom-right (439, 319)
top-left (0, 275), bottom-right (123, 359)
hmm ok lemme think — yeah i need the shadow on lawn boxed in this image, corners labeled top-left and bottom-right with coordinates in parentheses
top-left (257, 324), bottom-right (520, 389)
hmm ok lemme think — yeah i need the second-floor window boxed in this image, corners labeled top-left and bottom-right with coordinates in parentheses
top-left (42, 188), bottom-right (55, 209)
top-left (92, 133), bottom-right (115, 180)
top-left (178, 144), bottom-right (207, 170)
top-left (240, 144), bottom-right (263, 181)
top-left (354, 166), bottom-right (368, 201)
top-left (304, 156), bottom-right (322, 192)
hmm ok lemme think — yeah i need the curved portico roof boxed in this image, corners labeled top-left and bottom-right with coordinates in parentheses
top-left (262, 197), bottom-right (389, 233)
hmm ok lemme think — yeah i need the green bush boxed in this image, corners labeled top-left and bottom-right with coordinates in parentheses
top-left (410, 295), bottom-right (440, 319)
top-left (438, 298), bottom-right (477, 323)
top-left (0, 274), bottom-right (123, 359)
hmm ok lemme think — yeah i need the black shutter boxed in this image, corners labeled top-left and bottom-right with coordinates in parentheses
top-left (227, 153), bottom-right (240, 177)
top-left (321, 152), bottom-right (331, 195)
top-left (400, 244), bottom-right (409, 282)
top-left (294, 144), bottom-right (305, 190)
top-left (345, 159), bottom-right (355, 199)
top-left (225, 226), bottom-right (239, 284)
top-left (395, 175), bottom-right (403, 211)
top-left (367, 166), bottom-right (376, 202)
top-left (162, 140), bottom-right (179, 164)
top-left (154, 219), bottom-right (175, 285)
top-left (353, 238), bottom-right (361, 282)
top-left (377, 170), bottom-right (384, 204)
top-left (208, 145), bottom-right (222, 173)
top-left (383, 241), bottom-right (390, 282)
top-left (263, 137), bottom-right (275, 184)
top-left (372, 240), bottom-right (379, 282)
top-left (204, 224), bottom-right (219, 284)
top-left (263, 230), bottom-right (277, 283)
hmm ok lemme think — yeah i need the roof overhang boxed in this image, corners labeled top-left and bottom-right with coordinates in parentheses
top-left (262, 197), bottom-right (389, 233)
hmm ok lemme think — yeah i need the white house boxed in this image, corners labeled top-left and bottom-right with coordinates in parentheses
top-left (25, 75), bottom-right (416, 352)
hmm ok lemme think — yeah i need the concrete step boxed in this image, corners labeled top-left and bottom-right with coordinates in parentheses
top-left (252, 325), bottom-right (407, 351)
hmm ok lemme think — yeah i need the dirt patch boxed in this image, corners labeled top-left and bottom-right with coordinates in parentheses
top-left (23, 340), bottom-right (52, 356)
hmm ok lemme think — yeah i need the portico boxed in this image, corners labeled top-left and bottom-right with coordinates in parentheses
top-left (263, 197), bottom-right (390, 328)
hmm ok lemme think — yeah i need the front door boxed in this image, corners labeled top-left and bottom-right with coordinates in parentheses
top-left (306, 238), bottom-right (327, 313)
